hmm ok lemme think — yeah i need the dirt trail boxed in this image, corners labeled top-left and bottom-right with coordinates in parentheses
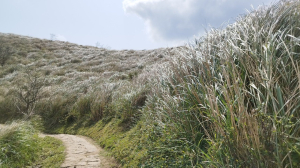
top-left (40, 134), bottom-right (117, 168)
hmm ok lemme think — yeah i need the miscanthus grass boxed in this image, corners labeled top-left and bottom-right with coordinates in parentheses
top-left (144, 0), bottom-right (300, 167)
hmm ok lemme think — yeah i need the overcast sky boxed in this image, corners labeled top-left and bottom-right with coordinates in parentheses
top-left (0, 0), bottom-right (276, 50)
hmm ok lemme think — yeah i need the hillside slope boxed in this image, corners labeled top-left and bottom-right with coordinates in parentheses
top-left (1, 0), bottom-right (300, 167)
top-left (0, 32), bottom-right (176, 122)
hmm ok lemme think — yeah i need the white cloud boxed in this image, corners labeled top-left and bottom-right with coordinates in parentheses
top-left (123, 0), bottom-right (275, 42)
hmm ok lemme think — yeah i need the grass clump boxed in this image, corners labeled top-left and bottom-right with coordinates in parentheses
top-left (0, 120), bottom-right (65, 168)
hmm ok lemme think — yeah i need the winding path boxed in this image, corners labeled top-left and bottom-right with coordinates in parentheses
top-left (40, 134), bottom-right (117, 168)
top-left (1, 124), bottom-right (117, 167)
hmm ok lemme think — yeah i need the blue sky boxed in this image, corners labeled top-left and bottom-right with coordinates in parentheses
top-left (0, 0), bottom-right (276, 50)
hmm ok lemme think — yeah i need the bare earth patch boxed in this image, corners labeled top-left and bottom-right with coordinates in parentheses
top-left (40, 134), bottom-right (118, 168)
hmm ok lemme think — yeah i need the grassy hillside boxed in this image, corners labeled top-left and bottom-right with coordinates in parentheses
top-left (1, 0), bottom-right (300, 167)
top-left (0, 32), bottom-right (173, 123)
